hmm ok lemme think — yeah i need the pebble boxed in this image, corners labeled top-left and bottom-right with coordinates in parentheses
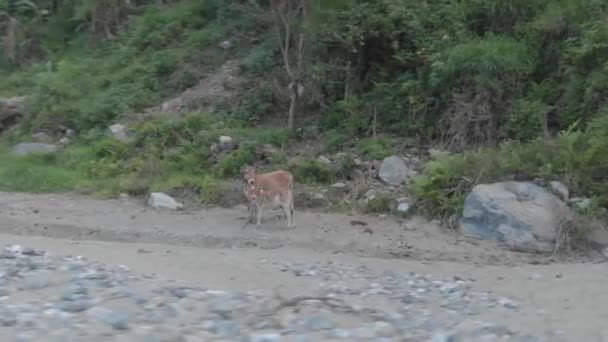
top-left (88, 307), bottom-right (129, 330)
top-left (23, 274), bottom-right (51, 290)
top-left (57, 299), bottom-right (93, 313)
top-left (248, 332), bottom-right (281, 342)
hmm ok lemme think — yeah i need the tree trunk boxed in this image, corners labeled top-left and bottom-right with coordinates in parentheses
top-left (288, 82), bottom-right (298, 130)
top-left (4, 16), bottom-right (18, 65)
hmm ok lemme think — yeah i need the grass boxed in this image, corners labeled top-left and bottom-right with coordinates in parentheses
top-left (0, 147), bottom-right (89, 193)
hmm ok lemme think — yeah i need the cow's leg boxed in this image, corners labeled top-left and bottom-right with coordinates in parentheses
top-left (256, 204), bottom-right (264, 228)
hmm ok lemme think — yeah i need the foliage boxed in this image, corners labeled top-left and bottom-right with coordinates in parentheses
top-left (411, 112), bottom-right (608, 220)
top-left (1, 0), bottom-right (608, 221)
top-left (357, 137), bottom-right (391, 160)
top-left (362, 192), bottom-right (393, 214)
top-left (289, 158), bottom-right (333, 184)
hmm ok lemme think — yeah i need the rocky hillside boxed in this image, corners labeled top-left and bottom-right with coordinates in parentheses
top-left (0, 0), bottom-right (607, 252)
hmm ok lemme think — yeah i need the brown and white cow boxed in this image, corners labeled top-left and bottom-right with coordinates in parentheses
top-left (242, 165), bottom-right (295, 229)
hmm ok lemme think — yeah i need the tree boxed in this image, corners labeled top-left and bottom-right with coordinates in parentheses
top-left (1, 0), bottom-right (19, 64)
top-left (269, 0), bottom-right (309, 130)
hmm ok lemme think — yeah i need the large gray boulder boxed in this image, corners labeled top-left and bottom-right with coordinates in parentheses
top-left (378, 155), bottom-right (410, 186)
top-left (460, 181), bottom-right (572, 252)
top-left (11, 143), bottom-right (59, 156)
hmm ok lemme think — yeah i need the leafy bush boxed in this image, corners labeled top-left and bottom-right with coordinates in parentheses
top-left (217, 144), bottom-right (257, 177)
top-left (362, 193), bottom-right (393, 214)
top-left (357, 137), bottom-right (392, 160)
top-left (412, 112), bottom-right (608, 220)
top-left (289, 159), bottom-right (334, 184)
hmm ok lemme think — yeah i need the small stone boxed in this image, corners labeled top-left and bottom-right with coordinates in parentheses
top-left (23, 274), bottom-right (50, 290)
top-left (293, 336), bottom-right (312, 342)
top-left (302, 313), bottom-right (333, 331)
top-left (218, 135), bottom-right (234, 149)
top-left (109, 123), bottom-right (128, 142)
top-left (473, 324), bottom-right (512, 337)
top-left (208, 297), bottom-right (233, 319)
top-left (326, 329), bottom-right (351, 338)
top-left (373, 321), bottom-right (396, 337)
top-left (219, 40), bottom-right (232, 49)
top-left (59, 137), bottom-right (71, 146)
top-left (79, 270), bottom-right (109, 280)
top-left (88, 307), bottom-right (129, 330)
top-left (249, 333), bottom-right (281, 342)
top-left (210, 320), bottom-right (240, 338)
top-left (498, 298), bottom-right (520, 309)
top-left (549, 181), bottom-right (569, 201)
top-left (353, 325), bottom-right (376, 339)
top-left (0, 310), bottom-right (17, 327)
top-left (397, 202), bottom-right (410, 214)
top-left (65, 128), bottom-right (75, 137)
top-left (21, 248), bottom-right (43, 256)
top-left (148, 192), bottom-right (184, 210)
top-left (331, 182), bottom-right (347, 188)
top-left (62, 283), bottom-right (88, 299)
top-left (432, 333), bottom-right (458, 342)
top-left (57, 299), bottom-right (93, 313)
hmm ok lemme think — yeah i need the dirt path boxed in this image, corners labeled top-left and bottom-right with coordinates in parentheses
top-left (1, 192), bottom-right (607, 340)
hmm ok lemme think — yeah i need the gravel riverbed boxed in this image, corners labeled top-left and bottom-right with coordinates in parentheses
top-left (0, 244), bottom-right (556, 341)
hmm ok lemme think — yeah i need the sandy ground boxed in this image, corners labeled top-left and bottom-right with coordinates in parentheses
top-left (1, 191), bottom-right (607, 340)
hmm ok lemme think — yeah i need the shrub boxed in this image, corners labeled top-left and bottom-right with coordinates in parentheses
top-left (411, 111), bottom-right (608, 220)
top-left (362, 193), bottom-right (393, 214)
top-left (289, 159), bottom-right (334, 184)
top-left (357, 137), bottom-right (392, 160)
top-left (217, 144), bottom-right (257, 177)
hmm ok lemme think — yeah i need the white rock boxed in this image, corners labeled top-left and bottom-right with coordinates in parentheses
top-left (148, 192), bottom-right (183, 210)
top-left (218, 135), bottom-right (234, 150)
top-left (65, 128), bottom-right (75, 137)
top-left (109, 123), bottom-right (128, 142)
top-left (378, 155), bottom-right (411, 186)
top-left (58, 137), bottom-right (71, 146)
top-left (313, 193), bottom-right (325, 200)
top-left (364, 189), bottom-right (378, 203)
top-left (219, 40), bottom-right (232, 49)
top-left (11, 143), bottom-right (59, 156)
top-left (318, 155), bottom-right (332, 165)
top-left (331, 182), bottom-right (346, 188)
top-left (397, 202), bottom-right (410, 214)
top-left (549, 181), bottom-right (569, 202)
top-left (219, 135), bottom-right (233, 145)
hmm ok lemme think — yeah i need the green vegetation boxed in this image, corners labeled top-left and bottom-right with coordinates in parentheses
top-left (412, 113), bottom-right (608, 220)
top-left (0, 0), bottom-right (607, 220)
